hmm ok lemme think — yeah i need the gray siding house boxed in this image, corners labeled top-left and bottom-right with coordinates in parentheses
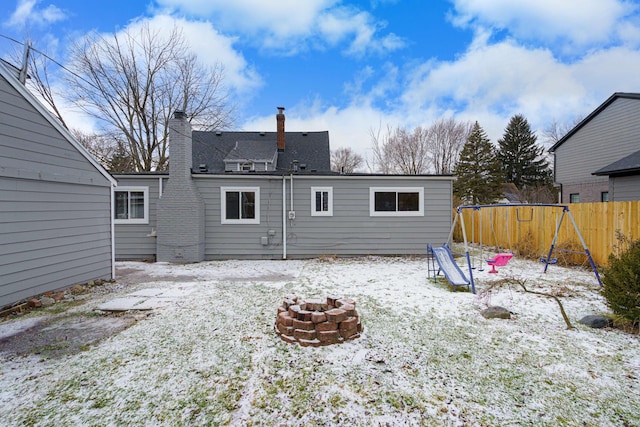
top-left (0, 60), bottom-right (116, 308)
top-left (592, 149), bottom-right (640, 201)
top-left (113, 109), bottom-right (454, 261)
top-left (550, 93), bottom-right (640, 203)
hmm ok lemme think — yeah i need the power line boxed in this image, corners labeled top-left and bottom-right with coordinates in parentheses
top-left (1, 34), bottom-right (280, 168)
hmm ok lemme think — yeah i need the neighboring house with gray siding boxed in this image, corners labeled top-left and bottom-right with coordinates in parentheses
top-left (592, 150), bottom-right (640, 201)
top-left (0, 60), bottom-right (116, 308)
top-left (113, 109), bottom-right (454, 261)
top-left (550, 92), bottom-right (640, 203)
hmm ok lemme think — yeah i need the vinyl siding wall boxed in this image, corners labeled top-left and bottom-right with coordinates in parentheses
top-left (1, 178), bottom-right (112, 306)
top-left (1, 73), bottom-right (113, 307)
top-left (113, 176), bottom-right (166, 260)
top-left (610, 175), bottom-right (640, 201)
top-left (554, 98), bottom-right (640, 202)
top-left (115, 174), bottom-right (454, 260)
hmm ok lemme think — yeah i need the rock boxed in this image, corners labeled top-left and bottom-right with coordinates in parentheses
top-left (481, 306), bottom-right (511, 320)
top-left (39, 296), bottom-right (55, 307)
top-left (28, 299), bottom-right (42, 308)
top-left (70, 285), bottom-right (84, 294)
top-left (579, 315), bottom-right (612, 329)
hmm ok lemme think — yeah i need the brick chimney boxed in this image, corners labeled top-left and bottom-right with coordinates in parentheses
top-left (156, 110), bottom-right (205, 263)
top-left (277, 107), bottom-right (285, 152)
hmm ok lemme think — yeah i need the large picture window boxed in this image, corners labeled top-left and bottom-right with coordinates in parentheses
top-left (369, 187), bottom-right (424, 216)
top-left (221, 187), bottom-right (260, 224)
top-left (114, 187), bottom-right (149, 224)
top-left (311, 187), bottom-right (333, 216)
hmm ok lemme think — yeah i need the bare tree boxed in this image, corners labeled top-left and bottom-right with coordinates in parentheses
top-left (331, 147), bottom-right (363, 173)
top-left (64, 23), bottom-right (234, 171)
top-left (10, 42), bottom-right (69, 128)
top-left (367, 124), bottom-right (430, 174)
top-left (70, 129), bottom-right (115, 166)
top-left (367, 123), bottom-right (395, 174)
top-left (542, 117), bottom-right (583, 147)
top-left (428, 117), bottom-right (472, 174)
top-left (368, 118), bottom-right (471, 175)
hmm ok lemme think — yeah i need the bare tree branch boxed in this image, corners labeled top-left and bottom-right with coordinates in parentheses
top-left (64, 23), bottom-right (234, 171)
top-left (331, 147), bottom-right (364, 173)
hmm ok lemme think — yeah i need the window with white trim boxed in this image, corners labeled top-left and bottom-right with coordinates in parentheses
top-left (221, 187), bottom-right (260, 224)
top-left (369, 187), bottom-right (424, 216)
top-left (311, 187), bottom-right (333, 216)
top-left (114, 187), bottom-right (149, 224)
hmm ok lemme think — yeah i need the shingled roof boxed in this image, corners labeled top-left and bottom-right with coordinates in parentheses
top-left (593, 149), bottom-right (640, 176)
top-left (192, 130), bottom-right (331, 173)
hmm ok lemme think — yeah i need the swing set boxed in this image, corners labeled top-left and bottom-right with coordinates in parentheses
top-left (429, 203), bottom-right (602, 294)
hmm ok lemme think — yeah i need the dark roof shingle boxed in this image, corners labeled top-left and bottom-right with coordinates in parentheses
top-left (593, 149), bottom-right (640, 176)
top-left (192, 130), bottom-right (331, 173)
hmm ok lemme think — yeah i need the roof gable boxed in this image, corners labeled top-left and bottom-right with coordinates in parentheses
top-left (550, 92), bottom-right (640, 152)
top-left (0, 61), bottom-right (116, 185)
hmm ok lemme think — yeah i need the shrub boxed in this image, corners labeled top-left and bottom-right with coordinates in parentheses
top-left (601, 239), bottom-right (640, 325)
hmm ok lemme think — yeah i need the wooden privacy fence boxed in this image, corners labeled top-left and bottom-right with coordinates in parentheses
top-left (451, 201), bottom-right (640, 267)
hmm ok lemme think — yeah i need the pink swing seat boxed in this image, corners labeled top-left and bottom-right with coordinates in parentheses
top-left (486, 253), bottom-right (513, 274)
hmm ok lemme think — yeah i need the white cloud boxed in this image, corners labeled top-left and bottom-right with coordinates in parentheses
top-left (243, 101), bottom-right (398, 167)
top-left (450, 0), bottom-right (636, 50)
top-left (243, 30), bottom-right (640, 160)
top-left (155, 0), bottom-right (404, 56)
top-left (54, 15), bottom-right (261, 134)
top-left (5, 0), bottom-right (66, 29)
top-left (131, 15), bottom-right (262, 97)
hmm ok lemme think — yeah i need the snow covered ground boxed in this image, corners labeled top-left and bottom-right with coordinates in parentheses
top-left (1, 252), bottom-right (638, 426)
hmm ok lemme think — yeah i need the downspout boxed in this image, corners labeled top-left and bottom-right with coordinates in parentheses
top-left (110, 184), bottom-right (116, 279)
top-left (282, 175), bottom-right (287, 259)
top-left (290, 172), bottom-right (294, 212)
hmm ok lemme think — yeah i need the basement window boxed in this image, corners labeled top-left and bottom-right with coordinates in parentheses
top-left (311, 187), bottom-right (333, 216)
top-left (221, 187), bottom-right (260, 224)
top-left (114, 187), bottom-right (149, 224)
top-left (369, 187), bottom-right (424, 217)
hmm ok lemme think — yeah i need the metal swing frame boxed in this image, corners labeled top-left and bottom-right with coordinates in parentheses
top-left (444, 204), bottom-right (602, 292)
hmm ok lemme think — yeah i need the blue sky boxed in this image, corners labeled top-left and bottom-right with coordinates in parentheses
top-left (2, 0), bottom-right (640, 159)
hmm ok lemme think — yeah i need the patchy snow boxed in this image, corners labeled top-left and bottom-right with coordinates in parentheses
top-left (1, 252), bottom-right (638, 426)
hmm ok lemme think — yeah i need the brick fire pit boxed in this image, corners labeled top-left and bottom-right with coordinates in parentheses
top-left (275, 295), bottom-right (363, 347)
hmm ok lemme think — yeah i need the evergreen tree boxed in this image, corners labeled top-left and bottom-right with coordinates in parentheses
top-left (497, 115), bottom-right (552, 190)
top-left (108, 145), bottom-right (136, 172)
top-left (453, 122), bottom-right (503, 204)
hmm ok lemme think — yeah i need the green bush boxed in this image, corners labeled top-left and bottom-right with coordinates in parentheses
top-left (602, 240), bottom-right (640, 325)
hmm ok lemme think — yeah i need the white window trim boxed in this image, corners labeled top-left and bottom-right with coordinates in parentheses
top-left (221, 186), bottom-right (260, 224)
top-left (113, 186), bottom-right (149, 224)
top-left (239, 162), bottom-right (254, 171)
top-left (369, 187), bottom-right (424, 217)
top-left (311, 186), bottom-right (333, 217)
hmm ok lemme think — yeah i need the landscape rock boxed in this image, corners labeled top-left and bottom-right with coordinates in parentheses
top-left (481, 306), bottom-right (512, 320)
top-left (28, 299), bottom-right (42, 308)
top-left (39, 296), bottom-right (55, 307)
top-left (70, 285), bottom-right (85, 294)
top-left (579, 315), bottom-right (612, 329)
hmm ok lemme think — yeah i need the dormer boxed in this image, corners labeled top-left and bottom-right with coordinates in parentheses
top-left (224, 140), bottom-right (278, 172)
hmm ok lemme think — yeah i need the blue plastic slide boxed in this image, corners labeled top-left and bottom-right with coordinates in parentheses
top-left (429, 245), bottom-right (471, 289)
